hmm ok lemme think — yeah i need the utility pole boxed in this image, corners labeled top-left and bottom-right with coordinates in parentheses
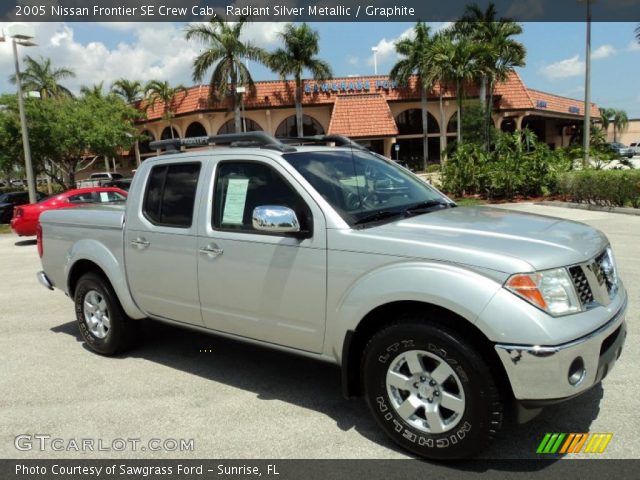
top-left (582, 0), bottom-right (592, 168)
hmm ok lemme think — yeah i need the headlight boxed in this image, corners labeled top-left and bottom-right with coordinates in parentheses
top-left (505, 268), bottom-right (581, 316)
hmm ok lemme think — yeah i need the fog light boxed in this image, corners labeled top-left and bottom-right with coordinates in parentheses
top-left (568, 357), bottom-right (586, 386)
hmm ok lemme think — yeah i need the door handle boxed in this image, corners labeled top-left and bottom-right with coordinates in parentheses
top-left (130, 238), bottom-right (150, 249)
top-left (199, 244), bottom-right (223, 258)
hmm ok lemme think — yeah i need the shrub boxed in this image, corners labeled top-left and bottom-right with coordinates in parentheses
top-left (441, 130), bottom-right (571, 199)
top-left (425, 164), bottom-right (441, 173)
top-left (557, 170), bottom-right (640, 208)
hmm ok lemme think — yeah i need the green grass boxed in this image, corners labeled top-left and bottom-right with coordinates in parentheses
top-left (453, 197), bottom-right (486, 206)
top-left (0, 224), bottom-right (12, 234)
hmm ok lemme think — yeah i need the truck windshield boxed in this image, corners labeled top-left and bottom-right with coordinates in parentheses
top-left (282, 150), bottom-right (452, 227)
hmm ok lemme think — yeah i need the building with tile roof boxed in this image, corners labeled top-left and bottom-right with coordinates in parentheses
top-left (109, 70), bottom-right (598, 174)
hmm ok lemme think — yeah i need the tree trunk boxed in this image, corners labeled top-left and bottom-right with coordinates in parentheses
top-left (439, 91), bottom-right (446, 163)
top-left (479, 76), bottom-right (487, 108)
top-left (232, 66), bottom-right (241, 133)
top-left (134, 140), bottom-right (141, 167)
top-left (295, 77), bottom-right (304, 138)
top-left (457, 80), bottom-right (462, 145)
top-left (613, 124), bottom-right (617, 143)
top-left (421, 86), bottom-right (429, 171)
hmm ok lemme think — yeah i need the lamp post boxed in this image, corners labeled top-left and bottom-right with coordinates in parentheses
top-left (1, 23), bottom-right (38, 203)
top-left (236, 85), bottom-right (247, 133)
top-left (580, 0), bottom-right (592, 168)
top-left (371, 46), bottom-right (379, 75)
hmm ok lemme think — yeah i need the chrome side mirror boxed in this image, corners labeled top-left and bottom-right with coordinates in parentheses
top-left (252, 206), bottom-right (300, 234)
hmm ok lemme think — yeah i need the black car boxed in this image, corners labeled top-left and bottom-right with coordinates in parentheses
top-left (0, 191), bottom-right (46, 223)
top-left (103, 178), bottom-right (133, 191)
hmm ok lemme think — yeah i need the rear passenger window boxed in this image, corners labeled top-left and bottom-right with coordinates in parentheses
top-left (143, 163), bottom-right (201, 228)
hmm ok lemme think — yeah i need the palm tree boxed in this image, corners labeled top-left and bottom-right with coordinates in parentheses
top-left (427, 32), bottom-right (457, 157)
top-left (9, 55), bottom-right (75, 99)
top-left (80, 82), bottom-right (105, 98)
top-left (145, 80), bottom-right (188, 139)
top-left (111, 79), bottom-right (144, 103)
top-left (442, 35), bottom-right (486, 144)
top-left (269, 23), bottom-right (333, 138)
top-left (390, 22), bottom-right (435, 170)
top-left (599, 107), bottom-right (615, 139)
top-left (454, 3), bottom-right (525, 141)
top-left (185, 17), bottom-right (268, 133)
top-left (612, 109), bottom-right (629, 142)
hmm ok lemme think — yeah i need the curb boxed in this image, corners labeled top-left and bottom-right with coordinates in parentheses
top-left (534, 201), bottom-right (640, 216)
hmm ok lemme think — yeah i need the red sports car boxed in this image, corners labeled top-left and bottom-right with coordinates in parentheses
top-left (10, 187), bottom-right (127, 236)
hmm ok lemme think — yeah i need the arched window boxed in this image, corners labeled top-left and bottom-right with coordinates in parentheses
top-left (447, 115), bottom-right (457, 134)
top-left (217, 118), bottom-right (263, 135)
top-left (275, 114), bottom-right (325, 137)
top-left (185, 121), bottom-right (207, 138)
top-left (395, 109), bottom-right (440, 135)
top-left (161, 126), bottom-right (180, 140)
top-left (139, 130), bottom-right (155, 154)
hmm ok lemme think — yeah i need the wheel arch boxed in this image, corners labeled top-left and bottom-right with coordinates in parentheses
top-left (341, 300), bottom-right (514, 405)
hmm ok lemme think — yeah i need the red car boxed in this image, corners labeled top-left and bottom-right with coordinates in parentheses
top-left (10, 187), bottom-right (127, 236)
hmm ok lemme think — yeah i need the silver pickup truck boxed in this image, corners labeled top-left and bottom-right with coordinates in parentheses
top-left (37, 133), bottom-right (627, 460)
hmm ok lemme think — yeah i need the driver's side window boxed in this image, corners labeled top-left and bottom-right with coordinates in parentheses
top-left (212, 161), bottom-right (311, 234)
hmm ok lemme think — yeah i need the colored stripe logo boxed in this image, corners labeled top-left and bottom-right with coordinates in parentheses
top-left (537, 433), bottom-right (613, 454)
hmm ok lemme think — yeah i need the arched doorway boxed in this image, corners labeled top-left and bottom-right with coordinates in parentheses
top-left (139, 130), bottom-right (155, 154)
top-left (275, 115), bottom-right (324, 137)
top-left (185, 121), bottom-right (207, 138)
top-left (161, 126), bottom-right (180, 140)
top-left (393, 109), bottom-right (442, 167)
top-left (217, 118), bottom-right (263, 134)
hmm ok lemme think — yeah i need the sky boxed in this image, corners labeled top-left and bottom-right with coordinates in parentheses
top-left (0, 21), bottom-right (639, 117)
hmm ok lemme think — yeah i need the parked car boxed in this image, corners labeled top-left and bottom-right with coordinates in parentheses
top-left (103, 177), bottom-right (133, 191)
top-left (76, 172), bottom-right (124, 189)
top-left (0, 191), bottom-right (46, 223)
top-left (629, 142), bottom-right (640, 155)
top-left (10, 187), bottom-right (127, 236)
top-left (607, 142), bottom-right (634, 158)
top-left (36, 133), bottom-right (627, 460)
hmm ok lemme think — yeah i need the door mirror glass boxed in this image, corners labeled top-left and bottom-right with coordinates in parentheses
top-left (252, 206), bottom-right (300, 234)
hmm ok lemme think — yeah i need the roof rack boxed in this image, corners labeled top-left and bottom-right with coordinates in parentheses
top-left (148, 132), bottom-right (297, 153)
top-left (280, 135), bottom-right (367, 150)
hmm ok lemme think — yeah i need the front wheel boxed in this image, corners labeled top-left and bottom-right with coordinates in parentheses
top-left (362, 319), bottom-right (503, 460)
top-left (74, 272), bottom-right (137, 355)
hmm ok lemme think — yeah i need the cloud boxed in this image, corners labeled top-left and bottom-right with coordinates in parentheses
top-left (347, 55), bottom-right (359, 66)
top-left (368, 26), bottom-right (414, 67)
top-left (0, 21), bottom-right (287, 95)
top-left (627, 40), bottom-right (640, 52)
top-left (592, 44), bottom-right (616, 60)
top-left (539, 44), bottom-right (616, 80)
top-left (539, 55), bottom-right (584, 80)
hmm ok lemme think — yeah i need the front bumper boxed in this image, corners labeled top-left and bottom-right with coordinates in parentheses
top-left (495, 296), bottom-right (627, 402)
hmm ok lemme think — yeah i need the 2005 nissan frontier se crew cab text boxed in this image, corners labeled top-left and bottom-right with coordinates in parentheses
top-left (36, 133), bottom-right (627, 460)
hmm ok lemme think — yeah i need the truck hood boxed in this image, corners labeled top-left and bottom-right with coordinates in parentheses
top-left (341, 206), bottom-right (608, 274)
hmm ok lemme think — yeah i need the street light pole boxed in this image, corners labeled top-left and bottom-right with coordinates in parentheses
top-left (371, 47), bottom-right (378, 75)
top-left (582, 0), bottom-right (592, 168)
top-left (12, 38), bottom-right (37, 203)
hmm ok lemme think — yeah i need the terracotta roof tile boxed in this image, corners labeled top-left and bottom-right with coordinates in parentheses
top-left (328, 94), bottom-right (398, 138)
top-left (137, 71), bottom-right (599, 123)
top-left (526, 88), bottom-right (600, 118)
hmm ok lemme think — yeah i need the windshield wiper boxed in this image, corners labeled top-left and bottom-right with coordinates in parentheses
top-left (403, 200), bottom-right (453, 216)
top-left (353, 210), bottom-right (404, 226)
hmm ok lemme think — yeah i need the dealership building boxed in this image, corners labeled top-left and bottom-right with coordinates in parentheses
top-left (120, 71), bottom-right (598, 171)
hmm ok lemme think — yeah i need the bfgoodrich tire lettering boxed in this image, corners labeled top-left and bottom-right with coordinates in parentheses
top-left (362, 319), bottom-right (503, 459)
top-left (74, 272), bottom-right (137, 355)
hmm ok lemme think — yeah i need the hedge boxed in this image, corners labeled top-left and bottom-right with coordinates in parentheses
top-left (557, 170), bottom-right (640, 208)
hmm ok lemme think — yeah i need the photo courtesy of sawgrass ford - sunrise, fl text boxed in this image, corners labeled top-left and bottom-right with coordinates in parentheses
top-left (1, 1), bottom-right (639, 479)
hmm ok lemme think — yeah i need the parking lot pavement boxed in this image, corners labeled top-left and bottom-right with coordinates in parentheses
top-left (0, 203), bottom-right (637, 460)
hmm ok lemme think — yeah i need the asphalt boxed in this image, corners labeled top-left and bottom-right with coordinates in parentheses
top-left (0, 203), bottom-right (637, 460)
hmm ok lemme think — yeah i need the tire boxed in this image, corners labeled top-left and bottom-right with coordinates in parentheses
top-left (362, 318), bottom-right (503, 460)
top-left (74, 272), bottom-right (137, 355)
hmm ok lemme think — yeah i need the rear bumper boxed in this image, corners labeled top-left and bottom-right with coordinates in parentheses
top-left (495, 296), bottom-right (627, 402)
top-left (37, 271), bottom-right (54, 290)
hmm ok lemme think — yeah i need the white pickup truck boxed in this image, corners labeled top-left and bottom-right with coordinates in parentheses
top-left (76, 172), bottom-right (125, 189)
top-left (36, 133), bottom-right (627, 459)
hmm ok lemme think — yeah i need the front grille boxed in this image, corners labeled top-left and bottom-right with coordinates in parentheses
top-left (569, 265), bottom-right (594, 305)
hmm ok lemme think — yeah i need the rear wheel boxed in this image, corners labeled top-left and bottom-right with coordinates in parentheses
top-left (74, 272), bottom-right (137, 355)
top-left (362, 319), bottom-right (503, 460)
